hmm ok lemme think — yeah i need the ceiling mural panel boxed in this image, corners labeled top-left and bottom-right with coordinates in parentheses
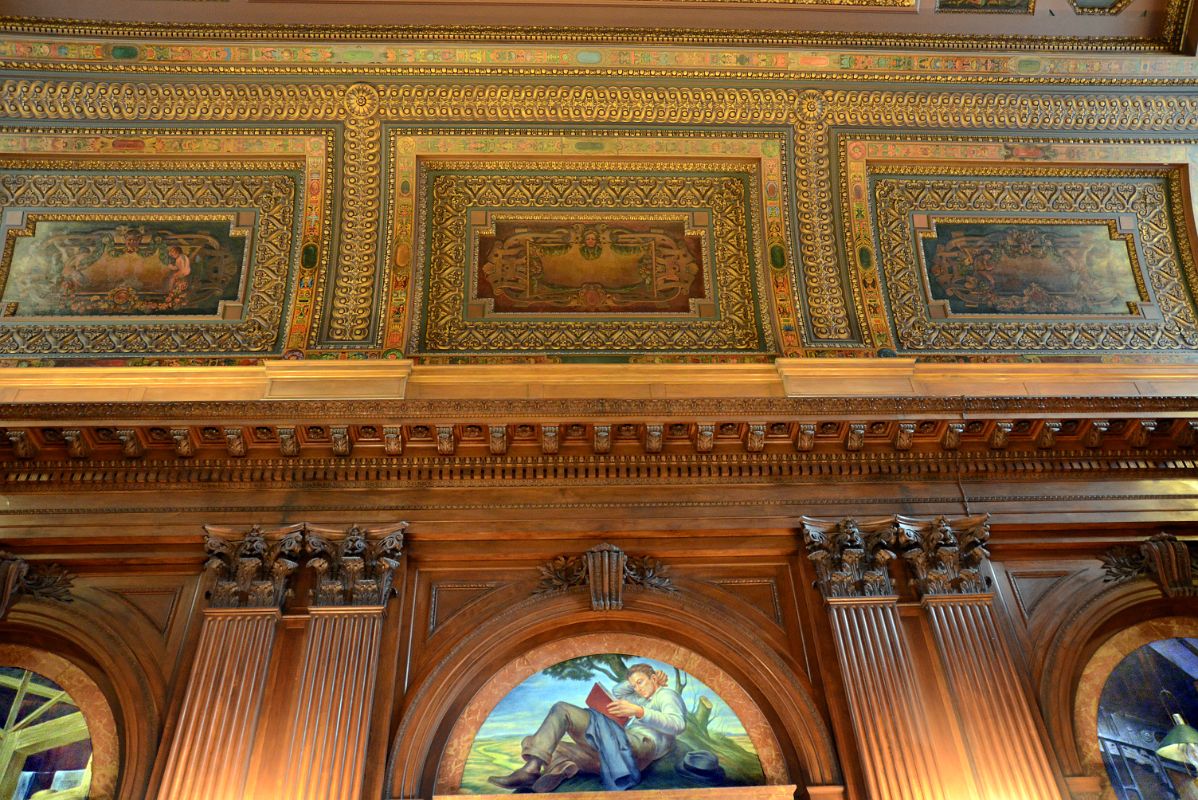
top-left (0, 129), bottom-right (331, 360)
top-left (838, 136), bottom-right (1198, 360)
top-left (406, 159), bottom-right (777, 362)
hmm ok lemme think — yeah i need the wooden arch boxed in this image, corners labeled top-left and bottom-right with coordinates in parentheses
top-left (385, 583), bottom-right (842, 799)
top-left (1033, 568), bottom-right (1196, 779)
top-left (0, 586), bottom-right (167, 800)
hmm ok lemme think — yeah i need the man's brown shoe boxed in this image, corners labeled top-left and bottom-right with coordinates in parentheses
top-left (531, 761), bottom-right (578, 793)
top-left (488, 757), bottom-right (545, 790)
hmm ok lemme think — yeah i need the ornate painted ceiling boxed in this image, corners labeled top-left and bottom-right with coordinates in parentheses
top-left (0, 14), bottom-right (1197, 368)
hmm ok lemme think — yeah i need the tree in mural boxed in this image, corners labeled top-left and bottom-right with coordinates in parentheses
top-left (538, 654), bottom-right (761, 784)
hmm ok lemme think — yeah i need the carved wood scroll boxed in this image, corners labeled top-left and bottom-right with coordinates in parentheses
top-left (534, 543), bottom-right (676, 610)
top-left (0, 552), bottom-right (73, 620)
top-left (1101, 532), bottom-right (1198, 598)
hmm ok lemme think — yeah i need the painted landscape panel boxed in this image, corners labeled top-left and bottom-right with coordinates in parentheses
top-left (2, 218), bottom-right (247, 317)
top-left (461, 653), bottom-right (765, 794)
top-left (477, 220), bottom-right (705, 314)
top-left (921, 222), bottom-right (1142, 315)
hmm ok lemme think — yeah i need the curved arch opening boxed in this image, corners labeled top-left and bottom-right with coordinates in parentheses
top-left (436, 632), bottom-right (787, 795)
top-left (0, 644), bottom-right (118, 800)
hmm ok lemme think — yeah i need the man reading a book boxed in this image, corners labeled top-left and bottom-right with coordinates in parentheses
top-left (488, 663), bottom-right (687, 793)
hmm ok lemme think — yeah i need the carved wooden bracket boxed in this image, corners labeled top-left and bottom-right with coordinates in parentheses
top-left (0, 553), bottom-right (73, 620)
top-left (202, 523), bottom-right (305, 609)
top-left (896, 514), bottom-right (992, 596)
top-left (534, 543), bottom-right (676, 610)
top-left (1102, 533), bottom-right (1198, 598)
top-left (801, 516), bottom-right (898, 598)
top-left (306, 522), bottom-right (407, 607)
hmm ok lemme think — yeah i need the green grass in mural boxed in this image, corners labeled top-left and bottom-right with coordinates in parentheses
top-left (460, 728), bottom-right (764, 794)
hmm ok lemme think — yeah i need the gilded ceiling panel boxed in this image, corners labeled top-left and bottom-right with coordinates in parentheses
top-left (0, 129), bottom-right (330, 361)
top-left (408, 160), bottom-right (774, 361)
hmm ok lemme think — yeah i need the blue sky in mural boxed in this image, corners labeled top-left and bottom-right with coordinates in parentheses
top-left (475, 655), bottom-right (744, 740)
top-left (460, 653), bottom-right (765, 794)
top-left (1099, 637), bottom-right (1198, 800)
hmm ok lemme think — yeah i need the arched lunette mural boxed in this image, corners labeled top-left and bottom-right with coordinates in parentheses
top-left (436, 633), bottom-right (792, 796)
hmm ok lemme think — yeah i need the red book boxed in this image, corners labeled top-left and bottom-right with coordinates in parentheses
top-left (586, 682), bottom-right (632, 727)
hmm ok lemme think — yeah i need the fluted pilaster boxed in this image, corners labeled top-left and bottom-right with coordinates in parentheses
top-left (827, 598), bottom-right (952, 800)
top-left (157, 608), bottom-right (280, 800)
top-left (923, 595), bottom-right (1065, 800)
top-left (277, 607), bottom-right (385, 800)
top-left (901, 514), bottom-right (1065, 800)
top-left (802, 516), bottom-right (955, 800)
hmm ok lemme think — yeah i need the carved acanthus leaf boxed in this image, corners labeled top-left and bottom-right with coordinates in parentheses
top-left (801, 516), bottom-right (898, 598)
top-left (305, 522), bottom-right (407, 607)
top-left (897, 514), bottom-right (992, 596)
top-left (1102, 533), bottom-right (1198, 598)
top-left (625, 555), bottom-right (677, 594)
top-left (203, 523), bottom-right (305, 609)
top-left (0, 553), bottom-right (74, 619)
top-left (534, 555), bottom-right (587, 596)
top-left (535, 544), bottom-right (675, 610)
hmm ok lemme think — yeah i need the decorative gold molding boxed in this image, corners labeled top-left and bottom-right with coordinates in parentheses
top-left (0, 17), bottom-right (1179, 55)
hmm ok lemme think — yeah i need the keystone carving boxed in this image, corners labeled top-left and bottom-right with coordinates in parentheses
top-left (170, 428), bottom-right (195, 458)
top-left (203, 523), bottom-right (305, 609)
top-left (695, 424), bottom-right (714, 453)
top-left (306, 522), bottom-right (407, 607)
top-left (746, 424), bottom-right (766, 453)
top-left (1084, 420), bottom-right (1109, 448)
top-left (801, 516), bottom-right (899, 598)
top-left (0, 553), bottom-right (74, 620)
top-left (1102, 533), bottom-right (1198, 598)
top-left (224, 428), bottom-right (247, 458)
top-left (62, 430), bottom-right (90, 459)
top-left (896, 514), bottom-right (992, 596)
top-left (534, 543), bottom-right (676, 610)
top-left (6, 431), bottom-right (37, 460)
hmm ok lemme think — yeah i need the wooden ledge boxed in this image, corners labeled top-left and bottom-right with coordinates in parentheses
top-left (0, 359), bottom-right (1197, 405)
top-left (434, 786), bottom-right (803, 800)
top-left (774, 358), bottom-right (1198, 399)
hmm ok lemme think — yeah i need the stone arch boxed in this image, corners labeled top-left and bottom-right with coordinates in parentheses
top-left (0, 586), bottom-right (167, 800)
top-left (385, 584), bottom-right (841, 798)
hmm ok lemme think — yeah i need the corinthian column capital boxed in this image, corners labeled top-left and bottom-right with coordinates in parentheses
top-left (801, 516), bottom-right (899, 599)
top-left (896, 514), bottom-right (992, 597)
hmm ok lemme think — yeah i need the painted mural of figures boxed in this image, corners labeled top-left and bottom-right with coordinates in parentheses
top-left (1, 219), bottom-right (245, 317)
top-left (164, 245), bottom-right (192, 294)
top-left (475, 219), bottom-right (705, 314)
top-left (488, 664), bottom-right (685, 793)
top-left (461, 653), bottom-right (765, 795)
